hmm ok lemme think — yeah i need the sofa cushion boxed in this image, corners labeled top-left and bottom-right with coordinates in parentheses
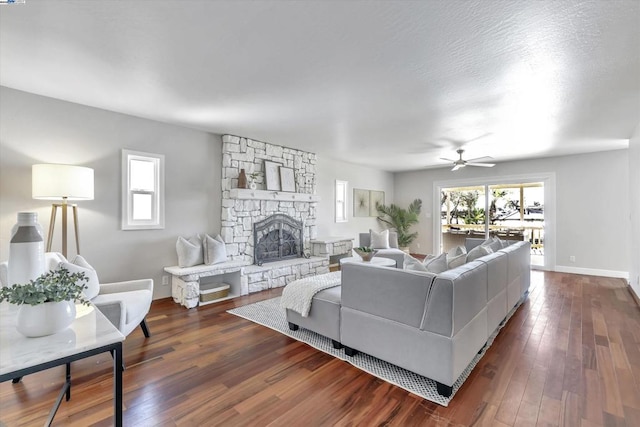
top-left (203, 234), bottom-right (227, 265)
top-left (176, 234), bottom-right (203, 267)
top-left (466, 244), bottom-right (493, 262)
top-left (370, 229), bottom-right (390, 249)
top-left (404, 254), bottom-right (428, 272)
top-left (447, 253), bottom-right (467, 269)
top-left (423, 252), bottom-right (448, 273)
top-left (482, 237), bottom-right (502, 252)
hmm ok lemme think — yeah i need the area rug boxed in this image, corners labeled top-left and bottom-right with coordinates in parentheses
top-left (228, 296), bottom-right (522, 406)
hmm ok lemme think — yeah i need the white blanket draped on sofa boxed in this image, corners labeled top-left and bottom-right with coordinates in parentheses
top-left (280, 271), bottom-right (341, 317)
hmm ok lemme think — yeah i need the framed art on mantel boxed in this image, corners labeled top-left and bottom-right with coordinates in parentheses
top-left (280, 167), bottom-right (295, 192)
top-left (264, 161), bottom-right (281, 191)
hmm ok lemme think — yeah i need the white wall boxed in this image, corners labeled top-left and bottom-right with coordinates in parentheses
top-left (0, 87), bottom-right (221, 299)
top-left (630, 123), bottom-right (640, 297)
top-left (395, 150), bottom-right (630, 277)
top-left (316, 156), bottom-right (394, 246)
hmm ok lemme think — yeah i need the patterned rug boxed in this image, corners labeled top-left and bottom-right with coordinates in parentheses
top-left (228, 296), bottom-right (522, 406)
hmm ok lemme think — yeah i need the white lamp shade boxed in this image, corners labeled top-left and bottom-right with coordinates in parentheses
top-left (32, 164), bottom-right (94, 200)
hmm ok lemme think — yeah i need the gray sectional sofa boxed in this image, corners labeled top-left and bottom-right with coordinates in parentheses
top-left (286, 240), bottom-right (531, 397)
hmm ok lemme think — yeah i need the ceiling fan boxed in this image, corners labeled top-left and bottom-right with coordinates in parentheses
top-left (441, 149), bottom-right (495, 171)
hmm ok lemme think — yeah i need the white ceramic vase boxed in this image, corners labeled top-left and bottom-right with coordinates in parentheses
top-left (16, 301), bottom-right (76, 338)
top-left (8, 212), bottom-right (45, 286)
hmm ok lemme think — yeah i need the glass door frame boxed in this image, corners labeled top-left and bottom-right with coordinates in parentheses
top-left (433, 172), bottom-right (556, 271)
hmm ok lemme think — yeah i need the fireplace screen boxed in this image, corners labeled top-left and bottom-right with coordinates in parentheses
top-left (253, 214), bottom-right (303, 265)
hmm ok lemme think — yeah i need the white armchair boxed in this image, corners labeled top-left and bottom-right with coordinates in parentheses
top-left (0, 252), bottom-right (153, 338)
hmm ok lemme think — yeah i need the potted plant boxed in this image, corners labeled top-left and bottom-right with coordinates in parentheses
top-left (353, 246), bottom-right (378, 262)
top-left (248, 171), bottom-right (262, 190)
top-left (376, 198), bottom-right (423, 251)
top-left (0, 268), bottom-right (89, 337)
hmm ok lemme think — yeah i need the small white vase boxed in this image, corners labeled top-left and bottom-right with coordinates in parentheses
top-left (16, 301), bottom-right (76, 338)
top-left (249, 181), bottom-right (257, 190)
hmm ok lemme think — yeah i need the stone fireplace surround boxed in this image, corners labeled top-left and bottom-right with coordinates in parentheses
top-left (218, 135), bottom-right (329, 298)
top-left (167, 135), bottom-right (329, 308)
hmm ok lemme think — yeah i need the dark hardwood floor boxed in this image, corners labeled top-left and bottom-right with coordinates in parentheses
top-left (1, 271), bottom-right (639, 426)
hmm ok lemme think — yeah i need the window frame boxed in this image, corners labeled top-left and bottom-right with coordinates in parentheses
top-left (121, 149), bottom-right (165, 230)
top-left (335, 180), bottom-right (348, 223)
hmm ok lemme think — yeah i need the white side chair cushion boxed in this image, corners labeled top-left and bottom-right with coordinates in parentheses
top-left (203, 234), bottom-right (227, 265)
top-left (370, 229), bottom-right (390, 249)
top-left (45, 252), bottom-right (68, 271)
top-left (58, 261), bottom-right (100, 300)
top-left (176, 235), bottom-right (203, 267)
top-left (92, 289), bottom-right (152, 336)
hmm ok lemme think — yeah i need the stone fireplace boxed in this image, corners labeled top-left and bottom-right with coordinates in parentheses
top-left (219, 134), bottom-right (329, 294)
top-left (253, 214), bottom-right (304, 265)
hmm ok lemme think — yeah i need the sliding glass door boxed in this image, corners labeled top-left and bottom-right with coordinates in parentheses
top-left (440, 182), bottom-right (544, 266)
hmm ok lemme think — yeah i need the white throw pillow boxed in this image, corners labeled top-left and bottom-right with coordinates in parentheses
top-left (370, 229), bottom-right (390, 249)
top-left (176, 235), bottom-right (203, 267)
top-left (203, 234), bottom-right (227, 265)
top-left (466, 244), bottom-right (493, 262)
top-left (59, 259), bottom-right (100, 300)
top-left (447, 253), bottom-right (467, 269)
top-left (403, 253), bottom-right (428, 272)
top-left (446, 245), bottom-right (467, 269)
top-left (423, 252), bottom-right (448, 274)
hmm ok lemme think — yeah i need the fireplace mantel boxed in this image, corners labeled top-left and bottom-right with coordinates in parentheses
top-left (229, 188), bottom-right (320, 202)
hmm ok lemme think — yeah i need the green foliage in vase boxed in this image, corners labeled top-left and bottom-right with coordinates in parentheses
top-left (376, 199), bottom-right (423, 247)
top-left (0, 268), bottom-right (90, 306)
top-left (355, 246), bottom-right (374, 253)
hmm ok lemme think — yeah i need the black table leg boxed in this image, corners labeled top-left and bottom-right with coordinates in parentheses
top-left (114, 342), bottom-right (123, 427)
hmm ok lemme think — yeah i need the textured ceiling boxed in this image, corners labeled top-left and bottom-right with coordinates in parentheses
top-left (1, 0), bottom-right (638, 171)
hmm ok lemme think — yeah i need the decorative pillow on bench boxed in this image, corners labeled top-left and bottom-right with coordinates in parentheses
top-left (176, 234), bottom-right (204, 267)
top-left (203, 234), bottom-right (227, 265)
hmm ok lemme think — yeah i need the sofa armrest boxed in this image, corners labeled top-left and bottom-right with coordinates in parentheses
top-left (341, 263), bottom-right (436, 328)
top-left (93, 300), bottom-right (125, 332)
top-left (99, 278), bottom-right (154, 294)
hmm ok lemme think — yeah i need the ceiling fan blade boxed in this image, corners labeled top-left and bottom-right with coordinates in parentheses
top-left (466, 162), bottom-right (495, 168)
top-left (440, 157), bottom-right (456, 162)
top-left (451, 164), bottom-right (464, 171)
top-left (465, 156), bottom-right (493, 163)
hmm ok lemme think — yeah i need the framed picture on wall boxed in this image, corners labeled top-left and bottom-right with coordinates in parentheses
top-left (369, 190), bottom-right (385, 216)
top-left (264, 161), bottom-right (282, 191)
top-left (280, 167), bottom-right (296, 192)
top-left (353, 188), bottom-right (370, 217)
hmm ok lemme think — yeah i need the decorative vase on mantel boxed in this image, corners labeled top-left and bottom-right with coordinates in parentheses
top-left (8, 212), bottom-right (45, 286)
top-left (238, 169), bottom-right (248, 189)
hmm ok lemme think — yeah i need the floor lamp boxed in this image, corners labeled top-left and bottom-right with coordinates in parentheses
top-left (32, 164), bottom-right (94, 258)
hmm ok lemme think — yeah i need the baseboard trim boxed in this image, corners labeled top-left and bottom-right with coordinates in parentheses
top-left (554, 265), bottom-right (629, 280)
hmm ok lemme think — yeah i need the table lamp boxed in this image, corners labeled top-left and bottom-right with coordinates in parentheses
top-left (32, 164), bottom-right (94, 258)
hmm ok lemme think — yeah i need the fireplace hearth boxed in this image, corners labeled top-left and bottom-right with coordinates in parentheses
top-left (253, 214), bottom-right (304, 265)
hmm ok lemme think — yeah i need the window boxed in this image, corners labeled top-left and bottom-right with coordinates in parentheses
top-left (335, 180), bottom-right (348, 222)
top-left (122, 150), bottom-right (165, 230)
